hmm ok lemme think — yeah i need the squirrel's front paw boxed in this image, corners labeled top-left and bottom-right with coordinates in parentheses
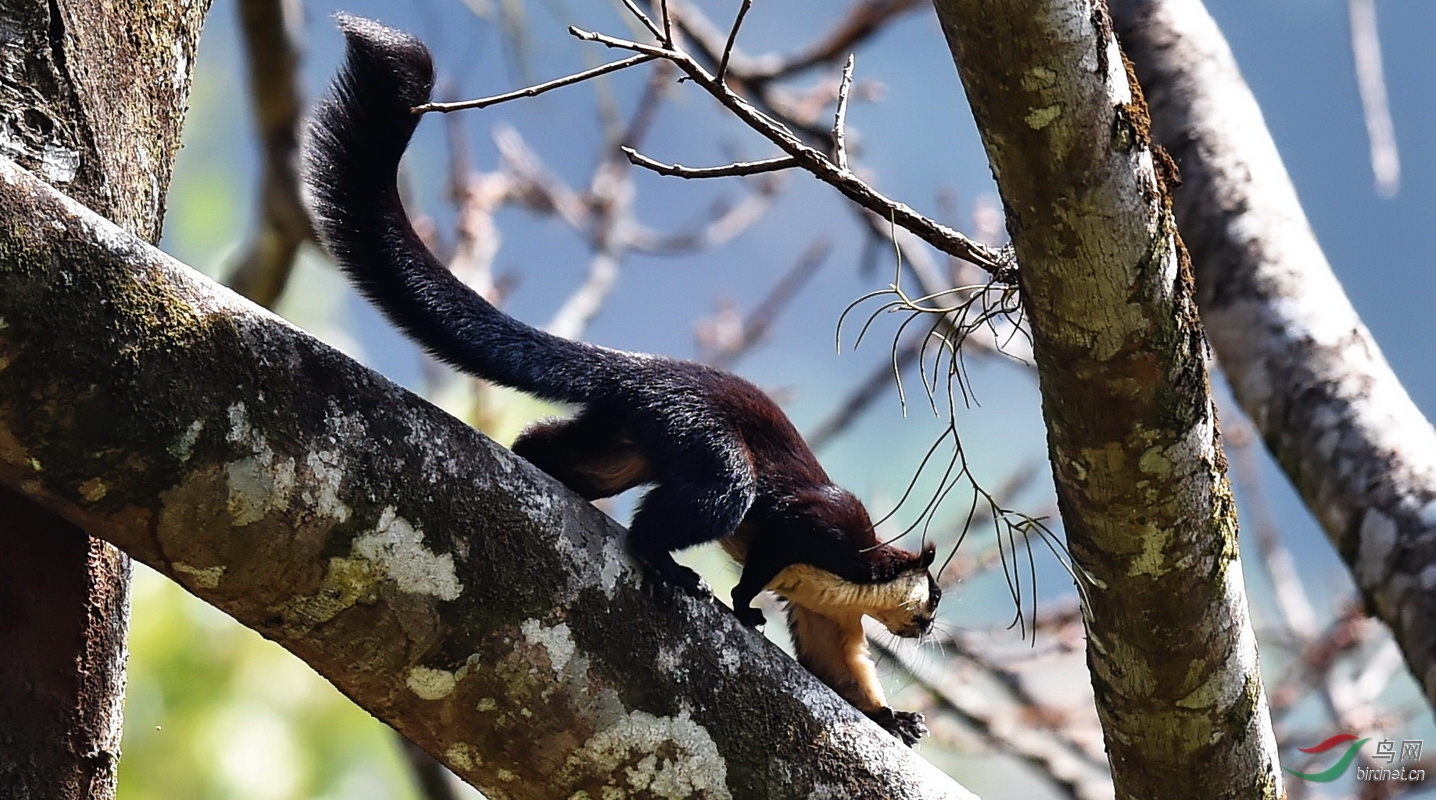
top-left (866, 707), bottom-right (928, 747)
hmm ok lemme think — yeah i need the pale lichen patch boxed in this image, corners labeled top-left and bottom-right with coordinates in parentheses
top-left (353, 507), bottom-right (463, 600)
top-left (170, 419), bottom-right (204, 461)
top-left (598, 539), bottom-right (630, 597)
top-left (568, 707), bottom-right (731, 800)
top-left (281, 556), bottom-right (378, 628)
top-left (1138, 445), bottom-right (1171, 475)
top-left (407, 666), bottom-right (458, 700)
top-left (445, 743), bottom-right (478, 771)
top-left (1026, 105), bottom-right (1062, 130)
top-left (1021, 65), bottom-right (1057, 92)
top-left (1127, 523), bottom-right (1170, 577)
top-left (521, 619), bottom-right (576, 674)
top-left (227, 450), bottom-right (295, 525)
top-left (304, 449), bottom-right (350, 523)
top-left (655, 642), bottom-right (688, 675)
top-left (79, 476), bottom-right (107, 501)
top-left (223, 403), bottom-right (297, 526)
top-left (173, 562), bottom-right (226, 589)
top-left (1097, 638), bottom-right (1154, 697)
top-left (718, 646), bottom-right (741, 675)
top-left (226, 402), bottom-right (253, 444)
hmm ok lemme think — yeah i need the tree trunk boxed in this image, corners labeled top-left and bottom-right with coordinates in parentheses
top-left (0, 2), bottom-right (209, 797)
top-left (1111, 0), bottom-right (1436, 711)
top-left (929, 0), bottom-right (1281, 797)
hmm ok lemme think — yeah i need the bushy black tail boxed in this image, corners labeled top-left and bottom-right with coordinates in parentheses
top-left (303, 15), bottom-right (635, 404)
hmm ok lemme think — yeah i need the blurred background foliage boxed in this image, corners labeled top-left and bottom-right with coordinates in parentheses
top-left (118, 0), bottom-right (1436, 797)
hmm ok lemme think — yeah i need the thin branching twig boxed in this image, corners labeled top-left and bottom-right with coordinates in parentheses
top-left (555, 23), bottom-right (1011, 276)
top-left (717, 0), bottom-right (754, 86)
top-left (620, 149), bottom-right (797, 178)
top-left (415, 54), bottom-right (657, 113)
top-left (833, 55), bottom-right (856, 171)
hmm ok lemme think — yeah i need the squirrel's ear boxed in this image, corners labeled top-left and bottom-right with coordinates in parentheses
top-left (919, 543), bottom-right (936, 568)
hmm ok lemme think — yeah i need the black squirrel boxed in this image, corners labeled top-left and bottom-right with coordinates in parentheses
top-left (303, 15), bottom-right (941, 745)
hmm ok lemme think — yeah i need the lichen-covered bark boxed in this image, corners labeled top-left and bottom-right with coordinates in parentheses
top-left (0, 156), bottom-right (975, 800)
top-left (929, 1), bottom-right (1280, 797)
top-left (0, 2), bottom-right (209, 798)
top-left (1111, 0), bottom-right (1436, 712)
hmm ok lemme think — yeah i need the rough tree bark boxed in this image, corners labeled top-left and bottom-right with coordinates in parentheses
top-left (0, 2), bottom-right (209, 798)
top-left (0, 157), bottom-right (976, 800)
top-left (1111, 0), bottom-right (1436, 711)
top-left (929, 0), bottom-right (1282, 797)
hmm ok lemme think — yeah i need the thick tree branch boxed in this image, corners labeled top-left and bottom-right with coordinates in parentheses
top-left (0, 155), bottom-right (975, 800)
top-left (1111, 0), bottom-right (1436, 711)
top-left (931, 1), bottom-right (1281, 797)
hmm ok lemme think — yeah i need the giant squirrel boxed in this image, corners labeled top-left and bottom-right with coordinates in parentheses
top-left (303, 15), bottom-right (941, 746)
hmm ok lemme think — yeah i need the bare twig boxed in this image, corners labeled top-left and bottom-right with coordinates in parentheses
top-left (833, 54), bottom-right (855, 171)
top-left (620, 0), bottom-right (666, 43)
top-left (622, 148), bottom-right (797, 178)
top-left (855, 212), bottom-right (1029, 362)
top-left (1348, 0), bottom-right (1400, 197)
top-left (776, 0), bottom-right (923, 80)
top-left (569, 25), bottom-right (1012, 276)
top-left (415, 54), bottom-right (656, 113)
top-left (658, 0), bottom-right (1018, 287)
top-left (659, 0), bottom-right (672, 45)
top-left (808, 220), bottom-right (1026, 451)
top-left (717, 0), bottom-right (754, 86)
top-left (488, 55), bottom-right (778, 343)
top-left (1266, 603), bottom-right (1369, 719)
top-left (668, 0), bottom-right (923, 83)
